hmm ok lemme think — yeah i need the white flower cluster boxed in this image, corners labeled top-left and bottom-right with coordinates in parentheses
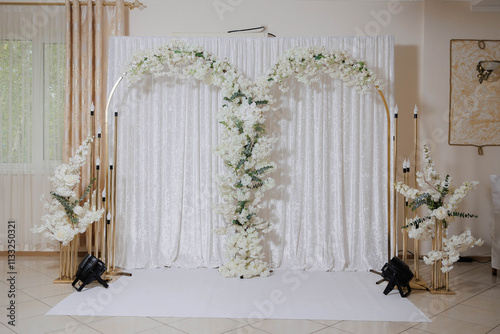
top-left (394, 145), bottom-right (481, 273)
top-left (218, 225), bottom-right (271, 278)
top-left (424, 229), bottom-right (484, 273)
top-left (32, 137), bottom-right (105, 245)
top-left (406, 216), bottom-right (435, 240)
top-left (267, 46), bottom-right (382, 93)
top-left (125, 41), bottom-right (383, 278)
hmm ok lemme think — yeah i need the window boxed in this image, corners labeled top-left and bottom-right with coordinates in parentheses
top-left (0, 30), bottom-right (65, 170)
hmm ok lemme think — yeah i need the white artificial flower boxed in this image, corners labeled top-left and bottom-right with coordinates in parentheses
top-left (433, 207), bottom-right (448, 221)
top-left (32, 136), bottom-right (104, 246)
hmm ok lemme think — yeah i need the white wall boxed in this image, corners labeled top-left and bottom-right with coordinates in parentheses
top-left (128, 0), bottom-right (500, 256)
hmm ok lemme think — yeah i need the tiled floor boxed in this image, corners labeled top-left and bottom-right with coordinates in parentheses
top-left (0, 256), bottom-right (499, 334)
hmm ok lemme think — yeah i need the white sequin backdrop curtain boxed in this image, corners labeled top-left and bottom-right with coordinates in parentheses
top-left (107, 36), bottom-right (394, 271)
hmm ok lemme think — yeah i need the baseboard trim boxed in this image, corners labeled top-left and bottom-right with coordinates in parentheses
top-left (0, 251), bottom-right (89, 257)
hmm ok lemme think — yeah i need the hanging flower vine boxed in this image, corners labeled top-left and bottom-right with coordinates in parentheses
top-left (125, 40), bottom-right (381, 278)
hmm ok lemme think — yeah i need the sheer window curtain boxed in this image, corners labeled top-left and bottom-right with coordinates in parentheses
top-left (107, 36), bottom-right (394, 271)
top-left (0, 1), bottom-right (125, 252)
top-left (0, 5), bottom-right (65, 251)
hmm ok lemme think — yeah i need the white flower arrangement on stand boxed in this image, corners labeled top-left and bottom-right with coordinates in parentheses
top-left (33, 136), bottom-right (104, 245)
top-left (395, 145), bottom-right (483, 277)
top-left (125, 40), bottom-right (381, 278)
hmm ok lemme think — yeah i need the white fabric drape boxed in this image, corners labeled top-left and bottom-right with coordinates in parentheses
top-left (0, 6), bottom-right (66, 251)
top-left (491, 175), bottom-right (500, 271)
top-left (107, 36), bottom-right (394, 271)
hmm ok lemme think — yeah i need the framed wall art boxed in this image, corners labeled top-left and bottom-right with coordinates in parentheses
top-left (449, 39), bottom-right (500, 154)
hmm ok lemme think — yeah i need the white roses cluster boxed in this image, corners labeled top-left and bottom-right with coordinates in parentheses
top-left (424, 229), bottom-right (484, 272)
top-left (32, 137), bottom-right (105, 245)
top-left (125, 40), bottom-right (381, 278)
top-left (395, 145), bottom-right (482, 272)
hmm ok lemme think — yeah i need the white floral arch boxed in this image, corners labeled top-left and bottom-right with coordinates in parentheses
top-left (109, 39), bottom-right (392, 278)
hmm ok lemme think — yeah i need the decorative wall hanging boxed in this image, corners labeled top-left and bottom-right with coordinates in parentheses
top-left (449, 39), bottom-right (500, 155)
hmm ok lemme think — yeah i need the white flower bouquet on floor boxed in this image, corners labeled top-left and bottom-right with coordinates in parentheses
top-left (395, 145), bottom-right (483, 273)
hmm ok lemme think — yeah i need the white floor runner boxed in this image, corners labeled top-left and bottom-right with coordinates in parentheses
top-left (47, 268), bottom-right (429, 322)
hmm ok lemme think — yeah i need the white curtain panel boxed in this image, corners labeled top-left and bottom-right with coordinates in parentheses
top-left (0, 6), bottom-right (65, 251)
top-left (107, 36), bottom-right (394, 271)
top-left (491, 175), bottom-right (500, 270)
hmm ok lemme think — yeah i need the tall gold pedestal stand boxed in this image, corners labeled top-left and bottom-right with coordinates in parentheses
top-left (429, 221), bottom-right (453, 294)
top-left (399, 106), bottom-right (428, 292)
top-left (102, 75), bottom-right (131, 279)
top-left (402, 159), bottom-right (408, 263)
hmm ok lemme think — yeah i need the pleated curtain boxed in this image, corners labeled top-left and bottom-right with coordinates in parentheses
top-left (107, 36), bottom-right (394, 271)
top-left (64, 0), bottom-right (125, 189)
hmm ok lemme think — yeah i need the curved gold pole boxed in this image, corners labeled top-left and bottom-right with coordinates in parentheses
top-left (104, 75), bottom-right (124, 272)
top-left (376, 87), bottom-right (394, 262)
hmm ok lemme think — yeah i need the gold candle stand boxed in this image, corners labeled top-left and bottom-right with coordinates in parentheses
top-left (429, 221), bottom-right (453, 294)
top-left (53, 238), bottom-right (79, 283)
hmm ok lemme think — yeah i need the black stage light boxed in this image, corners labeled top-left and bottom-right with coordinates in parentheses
top-left (72, 254), bottom-right (109, 291)
top-left (379, 257), bottom-right (414, 298)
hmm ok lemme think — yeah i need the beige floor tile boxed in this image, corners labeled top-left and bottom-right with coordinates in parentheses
top-left (228, 318), bottom-right (263, 328)
top-left (408, 293), bottom-right (459, 317)
top-left (415, 315), bottom-right (491, 334)
top-left (16, 299), bottom-right (52, 320)
top-left (481, 285), bottom-right (500, 298)
top-left (69, 315), bottom-right (112, 324)
top-left (137, 325), bottom-right (189, 334)
top-left (21, 282), bottom-right (75, 299)
top-left (400, 328), bottom-right (433, 334)
top-left (17, 273), bottom-right (56, 289)
top-left (0, 290), bottom-right (35, 307)
top-left (169, 318), bottom-right (244, 334)
top-left (449, 262), bottom-right (486, 275)
top-left (312, 319), bottom-right (343, 326)
top-left (0, 324), bottom-right (15, 334)
top-left (9, 315), bottom-right (81, 334)
top-left (438, 304), bottom-right (500, 328)
top-left (442, 280), bottom-right (492, 303)
top-left (86, 316), bottom-right (163, 334)
top-left (487, 325), bottom-right (500, 334)
top-left (332, 320), bottom-right (412, 334)
top-left (39, 293), bottom-right (73, 308)
top-left (21, 260), bottom-right (60, 272)
top-left (311, 326), bottom-right (353, 334)
top-left (46, 324), bottom-right (102, 334)
top-left (461, 293), bottom-right (500, 312)
top-left (222, 325), bottom-right (271, 334)
top-left (454, 265), bottom-right (500, 286)
top-left (251, 319), bottom-right (326, 334)
top-left (148, 316), bottom-right (187, 325)
top-left (1, 267), bottom-right (43, 280)
top-left (0, 281), bottom-right (10, 294)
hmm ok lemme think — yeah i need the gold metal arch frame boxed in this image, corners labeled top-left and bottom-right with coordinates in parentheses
top-left (102, 76), bottom-right (397, 271)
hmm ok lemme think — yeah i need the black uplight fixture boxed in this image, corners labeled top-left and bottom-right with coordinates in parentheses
top-left (372, 257), bottom-right (414, 298)
top-left (72, 254), bottom-right (109, 291)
